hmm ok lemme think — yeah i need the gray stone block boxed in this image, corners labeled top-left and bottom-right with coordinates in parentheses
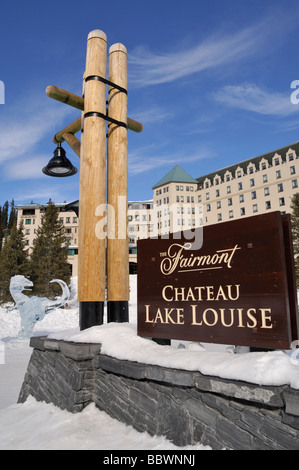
top-left (283, 387), bottom-right (299, 417)
top-left (97, 355), bottom-right (146, 379)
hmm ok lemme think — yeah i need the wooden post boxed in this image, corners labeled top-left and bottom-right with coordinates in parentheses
top-left (78, 30), bottom-right (107, 330)
top-left (107, 43), bottom-right (129, 322)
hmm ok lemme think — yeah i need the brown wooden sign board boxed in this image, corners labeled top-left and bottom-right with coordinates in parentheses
top-left (137, 212), bottom-right (299, 349)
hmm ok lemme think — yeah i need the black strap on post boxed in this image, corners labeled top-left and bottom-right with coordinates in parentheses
top-left (85, 75), bottom-right (128, 95)
top-left (84, 111), bottom-right (127, 129)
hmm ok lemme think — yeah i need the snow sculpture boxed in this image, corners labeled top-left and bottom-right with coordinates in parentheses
top-left (9, 275), bottom-right (70, 338)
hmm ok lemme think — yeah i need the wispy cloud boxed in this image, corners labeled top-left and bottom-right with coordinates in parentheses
top-left (128, 145), bottom-right (215, 175)
top-left (212, 83), bottom-right (299, 117)
top-left (3, 155), bottom-right (51, 180)
top-left (128, 15), bottom-right (280, 88)
top-left (0, 98), bottom-right (74, 164)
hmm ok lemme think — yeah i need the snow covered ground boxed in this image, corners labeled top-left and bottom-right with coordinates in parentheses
top-left (1, 275), bottom-right (299, 450)
top-left (0, 276), bottom-right (210, 450)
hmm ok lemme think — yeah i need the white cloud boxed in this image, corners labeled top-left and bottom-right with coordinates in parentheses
top-left (128, 17), bottom-right (277, 88)
top-left (212, 83), bottom-right (299, 117)
top-left (0, 99), bottom-right (74, 164)
top-left (4, 155), bottom-right (51, 180)
top-left (128, 146), bottom-right (214, 175)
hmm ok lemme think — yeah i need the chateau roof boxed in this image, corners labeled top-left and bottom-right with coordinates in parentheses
top-left (152, 165), bottom-right (198, 189)
top-left (196, 141), bottom-right (299, 186)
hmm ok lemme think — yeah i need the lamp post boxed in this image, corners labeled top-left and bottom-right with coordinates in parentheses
top-left (43, 29), bottom-right (142, 330)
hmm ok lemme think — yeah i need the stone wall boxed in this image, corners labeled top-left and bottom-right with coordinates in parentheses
top-left (18, 336), bottom-right (299, 450)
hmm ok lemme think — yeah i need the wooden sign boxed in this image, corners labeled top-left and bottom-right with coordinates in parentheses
top-left (137, 212), bottom-right (299, 349)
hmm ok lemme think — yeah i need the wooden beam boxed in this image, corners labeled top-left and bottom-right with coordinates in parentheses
top-left (53, 117), bottom-right (81, 144)
top-left (46, 84), bottom-right (143, 133)
top-left (62, 132), bottom-right (81, 157)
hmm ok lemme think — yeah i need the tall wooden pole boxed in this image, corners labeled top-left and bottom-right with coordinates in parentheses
top-left (107, 43), bottom-right (129, 322)
top-left (78, 30), bottom-right (107, 329)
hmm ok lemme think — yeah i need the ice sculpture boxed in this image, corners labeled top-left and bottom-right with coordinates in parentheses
top-left (9, 275), bottom-right (70, 338)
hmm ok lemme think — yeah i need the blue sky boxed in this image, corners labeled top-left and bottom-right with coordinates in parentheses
top-left (1, 0), bottom-right (299, 205)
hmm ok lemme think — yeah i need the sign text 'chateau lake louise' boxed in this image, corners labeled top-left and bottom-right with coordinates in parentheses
top-left (137, 212), bottom-right (299, 349)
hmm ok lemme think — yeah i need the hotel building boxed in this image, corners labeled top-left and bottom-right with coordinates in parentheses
top-left (15, 140), bottom-right (299, 276)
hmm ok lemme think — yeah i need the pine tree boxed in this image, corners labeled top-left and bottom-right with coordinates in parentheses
top-left (291, 193), bottom-right (299, 287)
top-left (29, 202), bottom-right (71, 297)
top-left (0, 224), bottom-right (30, 302)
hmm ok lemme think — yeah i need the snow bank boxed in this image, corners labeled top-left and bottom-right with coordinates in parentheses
top-left (48, 322), bottom-right (299, 390)
top-left (0, 396), bottom-right (209, 450)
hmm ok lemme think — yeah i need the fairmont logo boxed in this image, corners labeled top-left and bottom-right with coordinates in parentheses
top-left (160, 242), bottom-right (241, 276)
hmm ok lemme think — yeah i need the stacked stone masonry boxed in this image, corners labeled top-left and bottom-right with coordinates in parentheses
top-left (18, 336), bottom-right (299, 450)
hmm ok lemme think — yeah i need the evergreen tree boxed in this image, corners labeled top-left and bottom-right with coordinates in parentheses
top-left (0, 224), bottom-right (30, 302)
top-left (291, 193), bottom-right (299, 287)
top-left (8, 199), bottom-right (17, 229)
top-left (29, 202), bottom-right (71, 297)
top-left (0, 199), bottom-right (18, 251)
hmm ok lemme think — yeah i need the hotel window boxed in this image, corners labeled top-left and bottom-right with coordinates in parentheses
top-left (276, 170), bottom-right (281, 179)
top-left (238, 182), bottom-right (243, 191)
top-left (289, 153), bottom-right (294, 161)
top-left (274, 157), bottom-right (280, 166)
top-left (215, 178), bottom-right (219, 185)
top-left (186, 186), bottom-right (189, 191)
top-left (292, 179), bottom-right (298, 189)
top-left (217, 213), bottom-right (222, 221)
top-left (176, 196), bottom-right (179, 202)
top-left (253, 204), bottom-right (258, 213)
top-left (217, 201), bottom-right (221, 209)
top-left (216, 189), bottom-right (220, 197)
top-left (25, 219), bottom-right (31, 225)
top-left (265, 201), bottom-right (271, 210)
top-left (176, 185), bottom-right (179, 191)
top-left (264, 187), bottom-right (270, 196)
top-left (206, 193), bottom-right (210, 200)
top-left (249, 166), bottom-right (254, 174)
top-left (277, 183), bottom-right (284, 192)
top-left (25, 229), bottom-right (30, 235)
top-left (290, 166), bottom-right (296, 175)
top-left (237, 170), bottom-right (242, 178)
top-left (263, 174), bottom-right (268, 183)
top-left (239, 194), bottom-right (244, 203)
top-left (229, 210), bottom-right (234, 219)
top-left (279, 197), bottom-right (285, 206)
top-left (228, 198), bottom-right (233, 206)
top-left (207, 204), bottom-right (211, 212)
top-left (226, 174), bottom-right (231, 182)
top-left (261, 162), bottom-right (267, 170)
top-left (198, 195), bottom-right (202, 202)
top-left (180, 196), bottom-right (184, 202)
top-left (180, 186), bottom-right (184, 191)
top-left (250, 178), bottom-right (255, 187)
top-left (240, 207), bottom-right (245, 216)
top-left (251, 191), bottom-right (256, 199)
top-left (227, 186), bottom-right (231, 194)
